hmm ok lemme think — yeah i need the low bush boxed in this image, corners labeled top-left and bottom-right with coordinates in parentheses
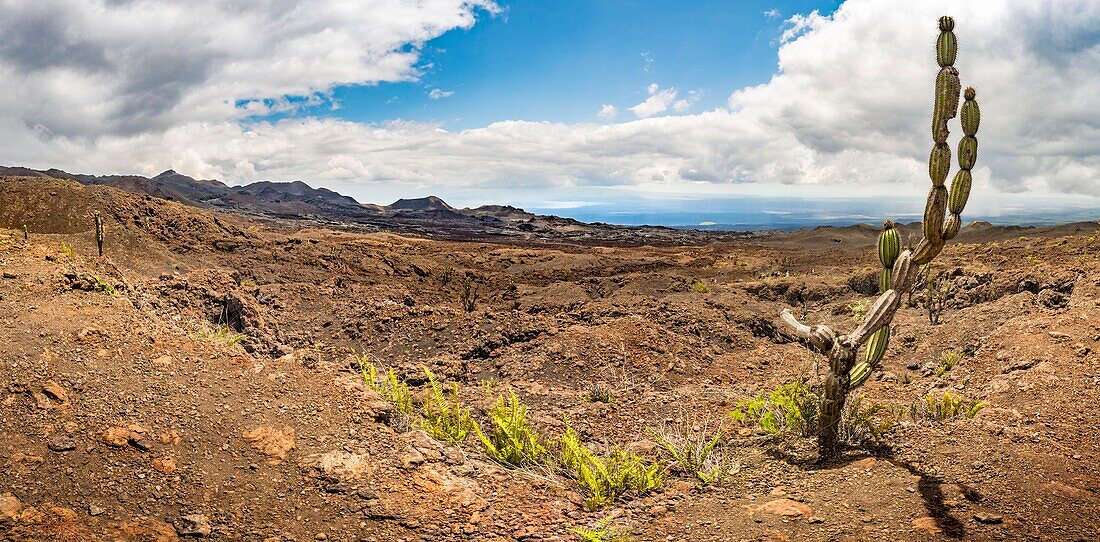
top-left (909, 391), bottom-right (985, 420)
top-left (559, 425), bottom-right (663, 511)
top-left (650, 418), bottom-right (734, 486)
top-left (571, 517), bottom-right (632, 542)
top-left (420, 368), bottom-right (477, 442)
top-left (730, 381), bottom-right (818, 437)
top-left (475, 389), bottom-right (548, 467)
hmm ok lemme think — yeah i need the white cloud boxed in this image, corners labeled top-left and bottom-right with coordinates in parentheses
top-left (597, 104), bottom-right (618, 120)
top-left (428, 89), bottom-right (455, 100)
top-left (629, 84), bottom-right (679, 118)
top-left (1, 0), bottom-right (1099, 203)
top-left (763, 8), bottom-right (782, 19)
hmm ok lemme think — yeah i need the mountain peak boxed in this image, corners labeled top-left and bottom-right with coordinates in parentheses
top-left (388, 196), bottom-right (456, 212)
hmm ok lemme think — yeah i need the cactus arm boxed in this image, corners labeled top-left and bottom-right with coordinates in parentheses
top-left (779, 309), bottom-right (836, 351)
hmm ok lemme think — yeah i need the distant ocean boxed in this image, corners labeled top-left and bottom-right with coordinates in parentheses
top-left (526, 196), bottom-right (1100, 231)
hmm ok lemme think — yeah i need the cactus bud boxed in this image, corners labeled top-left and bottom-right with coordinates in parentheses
top-left (937, 31), bottom-right (957, 67)
top-left (929, 143), bottom-right (951, 186)
top-left (938, 16), bottom-right (954, 32)
top-left (957, 136), bottom-right (978, 170)
top-left (961, 89), bottom-right (980, 136)
top-left (948, 170), bottom-right (972, 214)
top-left (943, 213), bottom-right (962, 240)
top-left (877, 222), bottom-right (901, 268)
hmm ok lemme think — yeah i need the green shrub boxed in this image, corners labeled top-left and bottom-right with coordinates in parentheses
top-left (59, 242), bottom-right (74, 258)
top-left (195, 324), bottom-right (246, 347)
top-left (475, 389), bottom-right (547, 467)
top-left (558, 425), bottom-right (663, 511)
top-left (419, 368), bottom-right (477, 442)
top-left (691, 281), bottom-right (710, 293)
top-left (846, 299), bottom-right (871, 319)
top-left (730, 381), bottom-right (818, 437)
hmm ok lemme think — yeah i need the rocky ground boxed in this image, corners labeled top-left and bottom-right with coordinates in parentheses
top-left (1, 176), bottom-right (1098, 541)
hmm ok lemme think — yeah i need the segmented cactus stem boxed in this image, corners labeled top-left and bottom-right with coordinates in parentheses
top-left (94, 210), bottom-right (104, 257)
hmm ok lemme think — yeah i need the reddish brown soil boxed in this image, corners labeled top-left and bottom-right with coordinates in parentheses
top-left (1, 176), bottom-right (1098, 541)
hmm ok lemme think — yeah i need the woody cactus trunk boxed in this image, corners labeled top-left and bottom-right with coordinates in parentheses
top-left (94, 210), bottom-right (105, 257)
top-left (779, 15), bottom-right (981, 456)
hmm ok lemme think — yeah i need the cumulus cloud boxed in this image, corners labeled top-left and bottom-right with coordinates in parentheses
top-left (428, 89), bottom-right (455, 100)
top-left (597, 104), bottom-right (618, 120)
top-left (0, 0), bottom-right (1098, 201)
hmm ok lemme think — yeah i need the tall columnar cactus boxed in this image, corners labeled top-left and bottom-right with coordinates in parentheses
top-left (94, 211), bottom-right (104, 257)
top-left (779, 16), bottom-right (981, 456)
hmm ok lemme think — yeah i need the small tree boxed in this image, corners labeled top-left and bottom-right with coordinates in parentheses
top-left (779, 16), bottom-right (981, 457)
top-left (925, 270), bottom-right (952, 325)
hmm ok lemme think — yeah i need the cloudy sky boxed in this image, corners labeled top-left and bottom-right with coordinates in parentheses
top-left (1, 0), bottom-right (1098, 224)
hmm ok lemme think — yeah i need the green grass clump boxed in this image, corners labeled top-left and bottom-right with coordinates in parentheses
top-left (419, 368), bottom-right (477, 442)
top-left (475, 389), bottom-right (548, 467)
top-left (650, 419), bottom-right (732, 486)
top-left (730, 381), bottom-right (817, 437)
top-left (195, 324), bottom-right (247, 347)
top-left (571, 517), bottom-right (632, 542)
top-left (838, 394), bottom-right (896, 445)
top-left (846, 299), bottom-right (871, 319)
top-left (359, 356), bottom-right (414, 418)
top-left (558, 425), bottom-right (664, 511)
top-left (59, 242), bottom-right (74, 258)
top-left (910, 392), bottom-right (985, 420)
top-left (691, 281), bottom-right (710, 293)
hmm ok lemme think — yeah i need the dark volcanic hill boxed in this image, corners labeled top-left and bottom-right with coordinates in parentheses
top-left (0, 166), bottom-right (759, 245)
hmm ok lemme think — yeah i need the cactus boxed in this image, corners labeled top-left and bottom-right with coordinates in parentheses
top-left (23, 224), bottom-right (28, 243)
top-left (778, 16), bottom-right (981, 456)
top-left (94, 211), bottom-right (105, 257)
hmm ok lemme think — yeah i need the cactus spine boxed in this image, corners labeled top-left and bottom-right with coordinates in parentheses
top-left (94, 211), bottom-right (104, 257)
top-left (777, 16), bottom-right (982, 457)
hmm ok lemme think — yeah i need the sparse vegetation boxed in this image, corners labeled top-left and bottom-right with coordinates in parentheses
top-left (846, 299), bottom-right (871, 319)
top-left (194, 324), bottom-right (247, 347)
top-left (584, 382), bottom-right (613, 404)
top-left (925, 270), bottom-right (952, 325)
top-left (358, 356), bottom-right (415, 428)
top-left (936, 349), bottom-right (962, 376)
top-left (1025, 254), bottom-right (1042, 265)
top-left (90, 274), bottom-right (116, 296)
top-left (691, 281), bottom-right (709, 293)
top-left (475, 389), bottom-right (548, 467)
top-left (571, 517), bottom-right (632, 542)
top-left (419, 368), bottom-right (477, 442)
top-left (651, 417), bottom-right (735, 486)
top-left (838, 394), bottom-right (896, 445)
top-left (730, 381), bottom-right (817, 437)
top-left (558, 424), bottom-right (664, 511)
top-left (461, 276), bottom-right (479, 312)
top-left (909, 391), bottom-right (985, 420)
top-left (59, 241), bottom-right (74, 258)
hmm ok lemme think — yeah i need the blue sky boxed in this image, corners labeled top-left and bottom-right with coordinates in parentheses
top-left (279, 0), bottom-right (843, 129)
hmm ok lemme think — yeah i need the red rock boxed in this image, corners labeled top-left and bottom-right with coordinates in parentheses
top-left (757, 499), bottom-right (812, 517)
top-left (242, 426), bottom-right (295, 464)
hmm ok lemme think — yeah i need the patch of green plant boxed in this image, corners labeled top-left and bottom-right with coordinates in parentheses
top-left (195, 324), bottom-right (246, 347)
top-left (936, 349), bottom-right (962, 376)
top-left (570, 516), bottom-right (632, 542)
top-left (1024, 254), bottom-right (1042, 265)
top-left (419, 368), bottom-right (477, 442)
top-left (558, 424), bottom-right (664, 511)
top-left (90, 274), bottom-right (116, 296)
top-left (837, 394), bottom-right (897, 445)
top-left (358, 355), bottom-right (414, 418)
top-left (846, 299), bottom-right (871, 319)
top-left (650, 419), bottom-right (733, 486)
top-left (910, 392), bottom-right (985, 420)
top-left (59, 242), bottom-right (74, 258)
top-left (691, 281), bottom-right (710, 293)
top-left (475, 389), bottom-right (547, 467)
top-left (730, 381), bottom-right (818, 437)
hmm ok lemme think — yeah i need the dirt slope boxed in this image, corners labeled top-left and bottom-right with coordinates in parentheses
top-left (1, 178), bottom-right (1098, 541)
